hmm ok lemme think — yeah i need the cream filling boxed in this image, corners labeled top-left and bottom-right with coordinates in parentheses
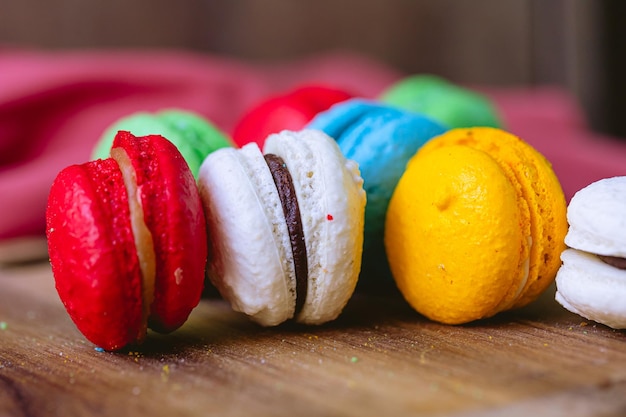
top-left (514, 236), bottom-right (532, 300)
top-left (495, 236), bottom-right (532, 313)
top-left (111, 147), bottom-right (157, 342)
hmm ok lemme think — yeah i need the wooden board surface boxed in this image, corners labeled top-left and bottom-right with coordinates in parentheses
top-left (1, 246), bottom-right (625, 416)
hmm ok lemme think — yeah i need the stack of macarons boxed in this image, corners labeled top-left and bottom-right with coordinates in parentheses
top-left (555, 176), bottom-right (626, 329)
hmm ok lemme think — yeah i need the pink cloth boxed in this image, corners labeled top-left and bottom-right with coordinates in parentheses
top-left (0, 48), bottom-right (398, 239)
top-left (1, 48), bottom-right (625, 240)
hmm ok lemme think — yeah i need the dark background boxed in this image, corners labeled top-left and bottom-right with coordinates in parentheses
top-left (1, 0), bottom-right (624, 137)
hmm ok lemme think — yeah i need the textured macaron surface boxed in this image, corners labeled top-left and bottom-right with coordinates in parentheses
top-left (379, 74), bottom-right (502, 129)
top-left (385, 127), bottom-right (567, 324)
top-left (47, 157), bottom-right (145, 350)
top-left (385, 145), bottom-right (529, 324)
top-left (417, 127), bottom-right (568, 308)
top-left (199, 143), bottom-right (298, 326)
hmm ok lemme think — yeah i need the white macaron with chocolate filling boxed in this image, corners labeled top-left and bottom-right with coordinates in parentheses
top-left (555, 176), bottom-right (626, 329)
top-left (198, 129), bottom-right (366, 326)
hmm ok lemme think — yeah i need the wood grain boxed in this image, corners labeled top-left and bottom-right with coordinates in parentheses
top-left (1, 255), bottom-right (625, 417)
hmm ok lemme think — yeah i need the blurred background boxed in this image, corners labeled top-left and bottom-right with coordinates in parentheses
top-left (0, 0), bottom-right (624, 137)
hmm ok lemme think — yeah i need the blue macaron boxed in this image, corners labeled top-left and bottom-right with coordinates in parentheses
top-left (307, 99), bottom-right (448, 291)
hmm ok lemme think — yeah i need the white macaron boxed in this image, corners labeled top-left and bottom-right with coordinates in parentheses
top-left (555, 176), bottom-right (626, 328)
top-left (198, 129), bottom-right (366, 326)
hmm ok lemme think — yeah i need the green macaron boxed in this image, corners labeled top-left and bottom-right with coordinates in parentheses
top-left (92, 109), bottom-right (233, 177)
top-left (379, 74), bottom-right (502, 129)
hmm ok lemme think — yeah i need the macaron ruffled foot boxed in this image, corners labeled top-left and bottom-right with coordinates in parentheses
top-left (555, 176), bottom-right (626, 329)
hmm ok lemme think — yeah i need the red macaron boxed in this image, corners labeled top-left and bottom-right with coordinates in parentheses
top-left (46, 131), bottom-right (207, 351)
top-left (232, 84), bottom-right (352, 148)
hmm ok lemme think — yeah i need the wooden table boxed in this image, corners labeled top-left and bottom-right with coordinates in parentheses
top-left (1, 239), bottom-right (625, 417)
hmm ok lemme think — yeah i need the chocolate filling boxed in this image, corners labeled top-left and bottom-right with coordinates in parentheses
top-left (264, 154), bottom-right (308, 316)
top-left (598, 255), bottom-right (626, 270)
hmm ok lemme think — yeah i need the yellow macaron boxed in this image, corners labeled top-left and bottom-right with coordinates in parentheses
top-left (385, 127), bottom-right (567, 324)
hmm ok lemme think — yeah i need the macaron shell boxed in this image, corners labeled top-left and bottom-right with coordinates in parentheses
top-left (565, 176), bottom-right (626, 257)
top-left (379, 74), bottom-right (502, 128)
top-left (93, 110), bottom-right (232, 177)
top-left (555, 249), bottom-right (626, 329)
top-left (264, 129), bottom-right (366, 324)
top-left (385, 145), bottom-right (528, 324)
top-left (46, 158), bottom-right (143, 350)
top-left (232, 85), bottom-right (352, 148)
top-left (233, 98), bottom-right (311, 147)
top-left (418, 127), bottom-right (568, 308)
top-left (198, 144), bottom-right (296, 326)
top-left (291, 85), bottom-right (352, 110)
top-left (113, 132), bottom-right (207, 333)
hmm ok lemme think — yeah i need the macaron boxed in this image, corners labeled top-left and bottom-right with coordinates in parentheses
top-left (47, 131), bottom-right (208, 350)
top-left (92, 109), bottom-right (233, 177)
top-left (385, 127), bottom-right (567, 324)
top-left (232, 85), bottom-right (352, 148)
top-left (555, 176), bottom-right (626, 329)
top-left (379, 74), bottom-right (502, 129)
top-left (197, 129), bottom-right (366, 326)
top-left (306, 99), bottom-right (448, 291)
